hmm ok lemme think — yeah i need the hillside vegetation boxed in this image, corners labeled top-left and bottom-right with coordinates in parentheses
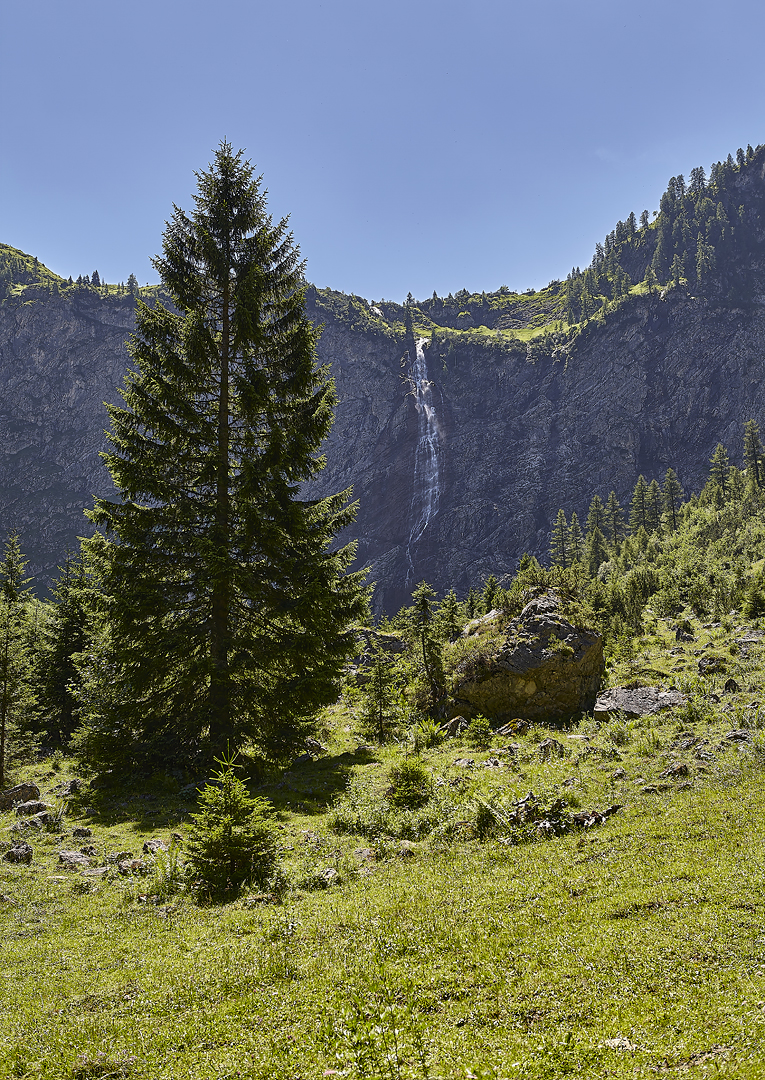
top-left (4, 432), bottom-right (765, 1077)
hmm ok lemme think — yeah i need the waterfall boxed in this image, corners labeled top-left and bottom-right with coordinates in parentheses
top-left (406, 337), bottom-right (441, 579)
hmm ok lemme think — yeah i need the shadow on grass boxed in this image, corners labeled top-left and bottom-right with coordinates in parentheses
top-left (258, 748), bottom-right (378, 816)
top-left (63, 748), bottom-right (378, 830)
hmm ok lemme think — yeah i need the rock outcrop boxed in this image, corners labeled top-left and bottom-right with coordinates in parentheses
top-left (594, 686), bottom-right (687, 718)
top-left (451, 594), bottom-right (604, 723)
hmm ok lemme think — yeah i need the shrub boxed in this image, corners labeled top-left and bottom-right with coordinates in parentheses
top-left (465, 714), bottom-right (492, 748)
top-left (388, 758), bottom-right (434, 809)
top-left (185, 756), bottom-right (279, 900)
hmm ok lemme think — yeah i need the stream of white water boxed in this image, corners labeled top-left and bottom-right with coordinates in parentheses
top-left (406, 337), bottom-right (440, 579)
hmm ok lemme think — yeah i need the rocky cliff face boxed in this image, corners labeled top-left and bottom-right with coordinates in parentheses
top-left (0, 288), bottom-right (134, 582)
top-left (305, 286), bottom-right (765, 611)
top-left (4, 153), bottom-right (765, 609)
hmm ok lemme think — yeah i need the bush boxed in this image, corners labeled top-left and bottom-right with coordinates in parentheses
top-left (185, 757), bottom-right (279, 900)
top-left (388, 758), bottom-right (434, 809)
top-left (465, 714), bottom-right (492, 748)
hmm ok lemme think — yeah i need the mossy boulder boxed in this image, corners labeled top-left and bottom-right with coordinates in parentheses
top-left (451, 593), bottom-right (603, 724)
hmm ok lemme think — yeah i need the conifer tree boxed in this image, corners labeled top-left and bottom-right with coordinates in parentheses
top-left (585, 527), bottom-right (609, 576)
top-left (605, 491), bottom-right (625, 546)
top-left (39, 553), bottom-right (93, 747)
top-left (709, 443), bottom-right (731, 498)
top-left (358, 643), bottom-right (401, 743)
top-left (647, 479), bottom-right (663, 534)
top-left (568, 512), bottom-right (584, 562)
top-left (585, 494), bottom-right (605, 536)
top-left (436, 589), bottom-right (462, 641)
top-left (629, 476), bottom-right (649, 533)
top-left (662, 468), bottom-right (684, 530)
top-left (80, 143), bottom-right (368, 770)
top-left (550, 509), bottom-right (569, 567)
top-left (744, 420), bottom-right (763, 488)
top-left (410, 581), bottom-right (444, 703)
top-left (481, 574), bottom-right (499, 613)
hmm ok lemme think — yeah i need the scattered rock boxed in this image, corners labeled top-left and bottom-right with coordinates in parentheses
top-left (319, 867), bottom-right (340, 885)
top-left (398, 841), bottom-right (417, 857)
top-left (660, 762), bottom-right (690, 779)
top-left (699, 656), bottom-right (725, 675)
top-left (305, 737), bottom-right (328, 755)
top-left (14, 800), bottom-right (51, 817)
top-left (118, 858), bottom-right (149, 875)
top-left (695, 749), bottom-right (716, 762)
top-left (3, 842), bottom-right (33, 864)
top-left (0, 783), bottom-right (41, 810)
top-left (143, 838), bottom-right (167, 856)
top-left (453, 758), bottom-right (475, 768)
top-left (59, 850), bottom-right (91, 870)
top-left (80, 845), bottom-right (98, 857)
top-left (726, 729), bottom-right (753, 742)
top-left (354, 744), bottom-right (375, 755)
top-left (81, 866), bottom-right (109, 878)
top-left (594, 686), bottom-right (686, 719)
top-left (106, 850), bottom-right (134, 863)
top-left (495, 719), bottom-right (529, 735)
top-left (675, 627), bottom-right (695, 642)
top-left (612, 767), bottom-right (627, 780)
top-left (538, 737), bottom-right (567, 760)
top-left (10, 817), bottom-right (41, 833)
top-left (354, 847), bottom-right (376, 863)
top-left (72, 827), bottom-right (92, 839)
top-left (451, 593), bottom-right (604, 723)
top-left (441, 716), bottom-right (468, 737)
top-left (672, 735), bottom-right (701, 751)
top-left (483, 757), bottom-right (505, 768)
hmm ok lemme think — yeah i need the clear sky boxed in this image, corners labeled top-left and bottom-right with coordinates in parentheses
top-left (2, 0), bottom-right (765, 302)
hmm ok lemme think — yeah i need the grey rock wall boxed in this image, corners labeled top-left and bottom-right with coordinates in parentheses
top-left (2, 281), bottom-right (765, 612)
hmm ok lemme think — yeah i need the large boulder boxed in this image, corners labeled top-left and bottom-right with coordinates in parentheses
top-left (0, 783), bottom-right (40, 811)
top-left (451, 593), bottom-right (604, 724)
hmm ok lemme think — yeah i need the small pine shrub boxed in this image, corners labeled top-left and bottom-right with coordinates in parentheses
top-left (465, 714), bottom-right (492, 749)
top-left (185, 757), bottom-right (279, 900)
top-left (388, 758), bottom-right (434, 809)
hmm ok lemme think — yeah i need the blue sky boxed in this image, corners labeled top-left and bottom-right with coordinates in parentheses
top-left (2, 0), bottom-right (765, 301)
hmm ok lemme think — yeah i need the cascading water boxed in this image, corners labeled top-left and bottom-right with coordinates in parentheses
top-left (406, 337), bottom-right (441, 581)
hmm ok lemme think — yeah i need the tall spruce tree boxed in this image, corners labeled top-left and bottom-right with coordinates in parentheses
top-left (80, 143), bottom-right (367, 770)
top-left (586, 494), bottom-right (605, 536)
top-left (605, 491), bottom-right (625, 546)
top-left (568, 512), bottom-right (584, 562)
top-left (662, 468), bottom-right (684, 530)
top-left (629, 476), bottom-right (649, 533)
top-left (744, 420), bottom-right (764, 488)
top-left (550, 509), bottom-right (569, 567)
top-left (646, 479), bottom-right (663, 534)
top-left (709, 443), bottom-right (731, 498)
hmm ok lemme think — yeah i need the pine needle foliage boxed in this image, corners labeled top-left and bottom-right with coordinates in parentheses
top-left (81, 143), bottom-right (368, 770)
top-left (185, 755), bottom-right (279, 899)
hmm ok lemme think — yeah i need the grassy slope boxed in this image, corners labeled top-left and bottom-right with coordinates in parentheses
top-left (4, 612), bottom-right (765, 1079)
